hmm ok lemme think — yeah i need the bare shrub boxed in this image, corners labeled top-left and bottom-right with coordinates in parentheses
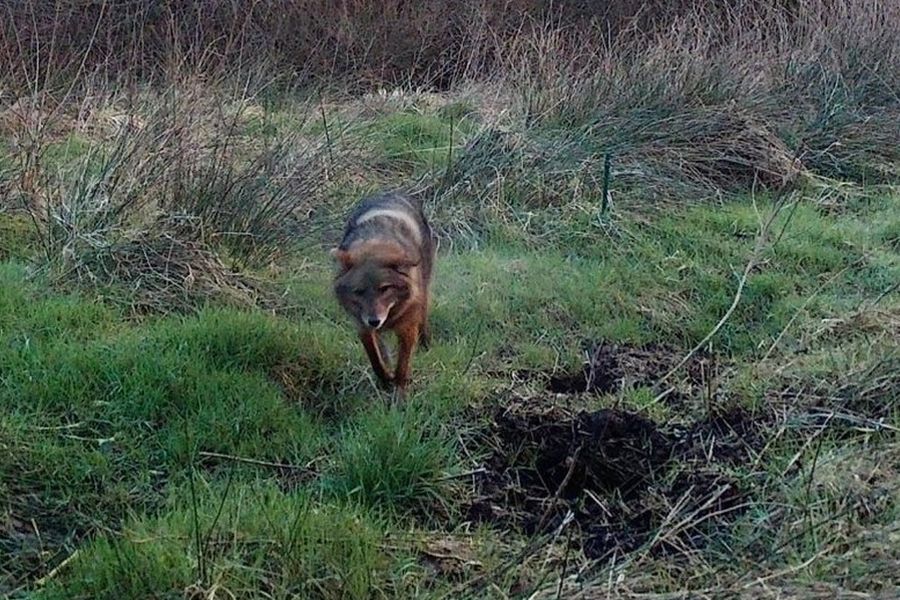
top-left (1, 1), bottom-right (741, 94)
top-left (0, 82), bottom-right (374, 312)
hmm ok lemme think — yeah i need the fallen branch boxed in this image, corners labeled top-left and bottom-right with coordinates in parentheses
top-left (435, 467), bottom-right (487, 482)
top-left (35, 550), bottom-right (80, 586)
top-left (198, 451), bottom-right (317, 474)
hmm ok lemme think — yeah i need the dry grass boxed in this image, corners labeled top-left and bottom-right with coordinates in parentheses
top-left (1, 1), bottom-right (897, 301)
top-left (2, 1), bottom-right (897, 245)
top-left (0, 83), bottom-right (374, 313)
top-left (392, 2), bottom-right (899, 244)
top-left (0, 1), bottom-right (740, 93)
top-left (54, 217), bottom-right (273, 315)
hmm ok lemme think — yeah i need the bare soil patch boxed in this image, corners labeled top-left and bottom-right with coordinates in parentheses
top-left (1, 492), bottom-right (81, 593)
top-left (546, 341), bottom-right (721, 406)
top-left (468, 341), bottom-right (763, 561)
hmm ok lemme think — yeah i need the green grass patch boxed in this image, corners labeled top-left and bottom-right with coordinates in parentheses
top-left (2, 133), bottom-right (897, 596)
top-left (325, 403), bottom-right (457, 513)
top-left (0, 214), bottom-right (40, 261)
top-left (42, 133), bottom-right (98, 171)
top-left (36, 484), bottom-right (408, 600)
top-left (359, 110), bottom-right (470, 174)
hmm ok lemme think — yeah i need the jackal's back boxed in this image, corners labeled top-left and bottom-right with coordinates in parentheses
top-left (338, 192), bottom-right (434, 279)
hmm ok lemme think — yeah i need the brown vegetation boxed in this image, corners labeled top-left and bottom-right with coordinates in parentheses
top-left (1, 0), bottom-right (898, 304)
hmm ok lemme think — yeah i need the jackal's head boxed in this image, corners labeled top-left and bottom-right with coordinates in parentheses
top-left (331, 243), bottom-right (418, 330)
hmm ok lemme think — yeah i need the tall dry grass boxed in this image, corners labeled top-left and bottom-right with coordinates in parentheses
top-left (0, 0), bottom-right (737, 92)
top-left (0, 82), bottom-right (370, 313)
top-left (422, 0), bottom-right (899, 239)
top-left (1, 0), bottom-right (898, 302)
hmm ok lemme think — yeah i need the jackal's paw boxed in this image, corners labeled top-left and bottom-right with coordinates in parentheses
top-left (390, 385), bottom-right (408, 404)
top-left (418, 331), bottom-right (431, 350)
top-left (376, 373), bottom-right (395, 391)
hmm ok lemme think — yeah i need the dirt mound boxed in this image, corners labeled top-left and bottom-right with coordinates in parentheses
top-left (547, 341), bottom-right (719, 403)
top-left (467, 397), bottom-right (759, 560)
top-left (493, 403), bottom-right (671, 502)
top-left (674, 406), bottom-right (765, 466)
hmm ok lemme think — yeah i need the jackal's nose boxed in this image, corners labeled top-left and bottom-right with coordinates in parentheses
top-left (367, 317), bottom-right (383, 328)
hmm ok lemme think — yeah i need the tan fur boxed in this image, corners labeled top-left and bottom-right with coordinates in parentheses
top-left (354, 208), bottom-right (423, 244)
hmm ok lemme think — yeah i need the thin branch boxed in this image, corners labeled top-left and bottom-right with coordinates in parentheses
top-left (536, 444), bottom-right (583, 533)
top-left (198, 450), bottom-right (316, 474)
top-left (34, 549), bottom-right (80, 587)
top-left (435, 467), bottom-right (487, 482)
top-left (760, 261), bottom-right (855, 363)
top-left (658, 177), bottom-right (797, 386)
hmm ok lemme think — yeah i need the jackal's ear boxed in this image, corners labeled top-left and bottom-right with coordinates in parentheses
top-left (330, 248), bottom-right (354, 271)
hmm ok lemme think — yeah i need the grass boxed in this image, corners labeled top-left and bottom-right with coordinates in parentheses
top-left (3, 160), bottom-right (897, 595)
top-left (34, 485), bottom-right (401, 600)
top-left (361, 111), bottom-right (463, 173)
top-left (1, 3), bottom-right (899, 592)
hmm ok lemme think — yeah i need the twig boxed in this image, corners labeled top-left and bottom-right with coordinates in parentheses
top-left (536, 444), bottom-right (583, 533)
top-left (185, 420), bottom-right (206, 586)
top-left (201, 466), bottom-right (235, 563)
top-left (437, 115), bottom-right (456, 195)
top-left (27, 422), bottom-right (84, 431)
top-left (198, 451), bottom-right (316, 473)
top-left (34, 550), bottom-right (80, 586)
top-left (779, 413), bottom-right (832, 478)
top-left (658, 180), bottom-right (796, 386)
top-left (658, 254), bottom-right (756, 385)
top-left (802, 413), bottom-right (831, 549)
top-left (462, 316), bottom-right (485, 377)
top-left (584, 344), bottom-right (606, 393)
top-left (868, 278), bottom-right (900, 309)
top-left (801, 409), bottom-right (899, 433)
top-left (555, 526), bottom-right (574, 600)
top-left (742, 548), bottom-right (828, 589)
top-left (641, 481), bottom-right (742, 562)
top-left (435, 467), bottom-right (487, 482)
top-left (318, 90), bottom-right (334, 174)
top-left (770, 199), bottom-right (800, 250)
top-left (760, 262), bottom-right (854, 363)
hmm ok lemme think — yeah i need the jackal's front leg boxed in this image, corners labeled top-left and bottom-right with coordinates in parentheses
top-left (418, 320), bottom-right (431, 350)
top-left (360, 330), bottom-right (392, 388)
top-left (394, 322), bottom-right (420, 393)
top-left (419, 292), bottom-right (432, 350)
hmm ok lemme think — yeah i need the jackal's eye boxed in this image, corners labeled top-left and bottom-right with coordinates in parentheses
top-left (353, 289), bottom-right (364, 297)
top-left (378, 284), bottom-right (393, 293)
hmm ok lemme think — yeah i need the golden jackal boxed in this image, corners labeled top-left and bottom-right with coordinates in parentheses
top-left (332, 192), bottom-right (436, 393)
